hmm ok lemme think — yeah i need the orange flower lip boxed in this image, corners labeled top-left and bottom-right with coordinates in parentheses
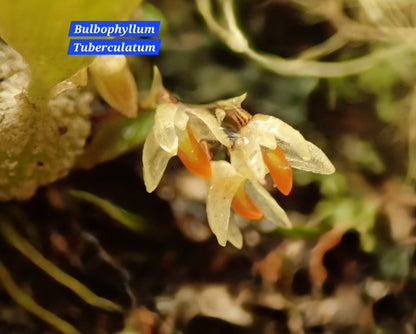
top-left (261, 146), bottom-right (293, 196)
top-left (177, 125), bottom-right (212, 178)
top-left (231, 181), bottom-right (263, 220)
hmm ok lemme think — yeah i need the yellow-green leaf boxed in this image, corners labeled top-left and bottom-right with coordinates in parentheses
top-left (0, 0), bottom-right (141, 100)
top-left (69, 189), bottom-right (148, 234)
top-left (76, 111), bottom-right (154, 169)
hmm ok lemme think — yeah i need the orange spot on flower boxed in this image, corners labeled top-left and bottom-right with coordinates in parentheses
top-left (177, 126), bottom-right (212, 178)
top-left (231, 181), bottom-right (263, 220)
top-left (262, 146), bottom-right (293, 195)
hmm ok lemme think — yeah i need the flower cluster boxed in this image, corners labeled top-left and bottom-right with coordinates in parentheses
top-left (143, 68), bottom-right (335, 248)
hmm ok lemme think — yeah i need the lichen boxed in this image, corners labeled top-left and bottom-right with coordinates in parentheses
top-left (0, 44), bottom-right (91, 200)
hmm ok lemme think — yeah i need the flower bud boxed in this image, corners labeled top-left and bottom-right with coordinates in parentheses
top-left (90, 55), bottom-right (138, 118)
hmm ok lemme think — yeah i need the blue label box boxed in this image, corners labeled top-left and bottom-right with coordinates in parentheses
top-left (68, 39), bottom-right (161, 55)
top-left (69, 21), bottom-right (160, 37)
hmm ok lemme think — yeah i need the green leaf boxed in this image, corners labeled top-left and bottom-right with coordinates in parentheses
top-left (69, 189), bottom-right (148, 234)
top-left (380, 244), bottom-right (415, 280)
top-left (138, 3), bottom-right (168, 34)
top-left (0, 0), bottom-right (141, 100)
top-left (76, 111), bottom-right (154, 169)
top-left (273, 225), bottom-right (322, 239)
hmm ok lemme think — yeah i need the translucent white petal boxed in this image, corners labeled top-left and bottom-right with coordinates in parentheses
top-left (215, 108), bottom-right (226, 123)
top-left (283, 141), bottom-right (335, 174)
top-left (187, 116), bottom-right (217, 142)
top-left (153, 103), bottom-right (180, 154)
top-left (249, 114), bottom-right (311, 161)
top-left (233, 133), bottom-right (267, 184)
top-left (240, 123), bottom-right (276, 150)
top-left (143, 130), bottom-right (174, 192)
top-left (216, 93), bottom-right (247, 108)
top-left (207, 161), bottom-right (243, 246)
top-left (142, 66), bottom-right (171, 107)
top-left (245, 180), bottom-right (292, 228)
top-left (227, 218), bottom-right (243, 249)
top-left (229, 149), bottom-right (258, 181)
top-left (186, 107), bottom-right (231, 147)
top-left (174, 105), bottom-right (189, 131)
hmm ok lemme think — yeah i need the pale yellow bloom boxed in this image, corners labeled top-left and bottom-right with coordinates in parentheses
top-left (143, 70), bottom-right (335, 248)
top-left (224, 96), bottom-right (335, 196)
top-left (143, 102), bottom-right (230, 192)
top-left (207, 161), bottom-right (291, 248)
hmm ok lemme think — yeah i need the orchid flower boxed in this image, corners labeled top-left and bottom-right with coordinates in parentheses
top-left (142, 70), bottom-right (230, 192)
top-left (143, 68), bottom-right (335, 248)
top-left (207, 161), bottom-right (291, 248)
top-left (206, 99), bottom-right (335, 247)
top-left (222, 96), bottom-right (335, 196)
